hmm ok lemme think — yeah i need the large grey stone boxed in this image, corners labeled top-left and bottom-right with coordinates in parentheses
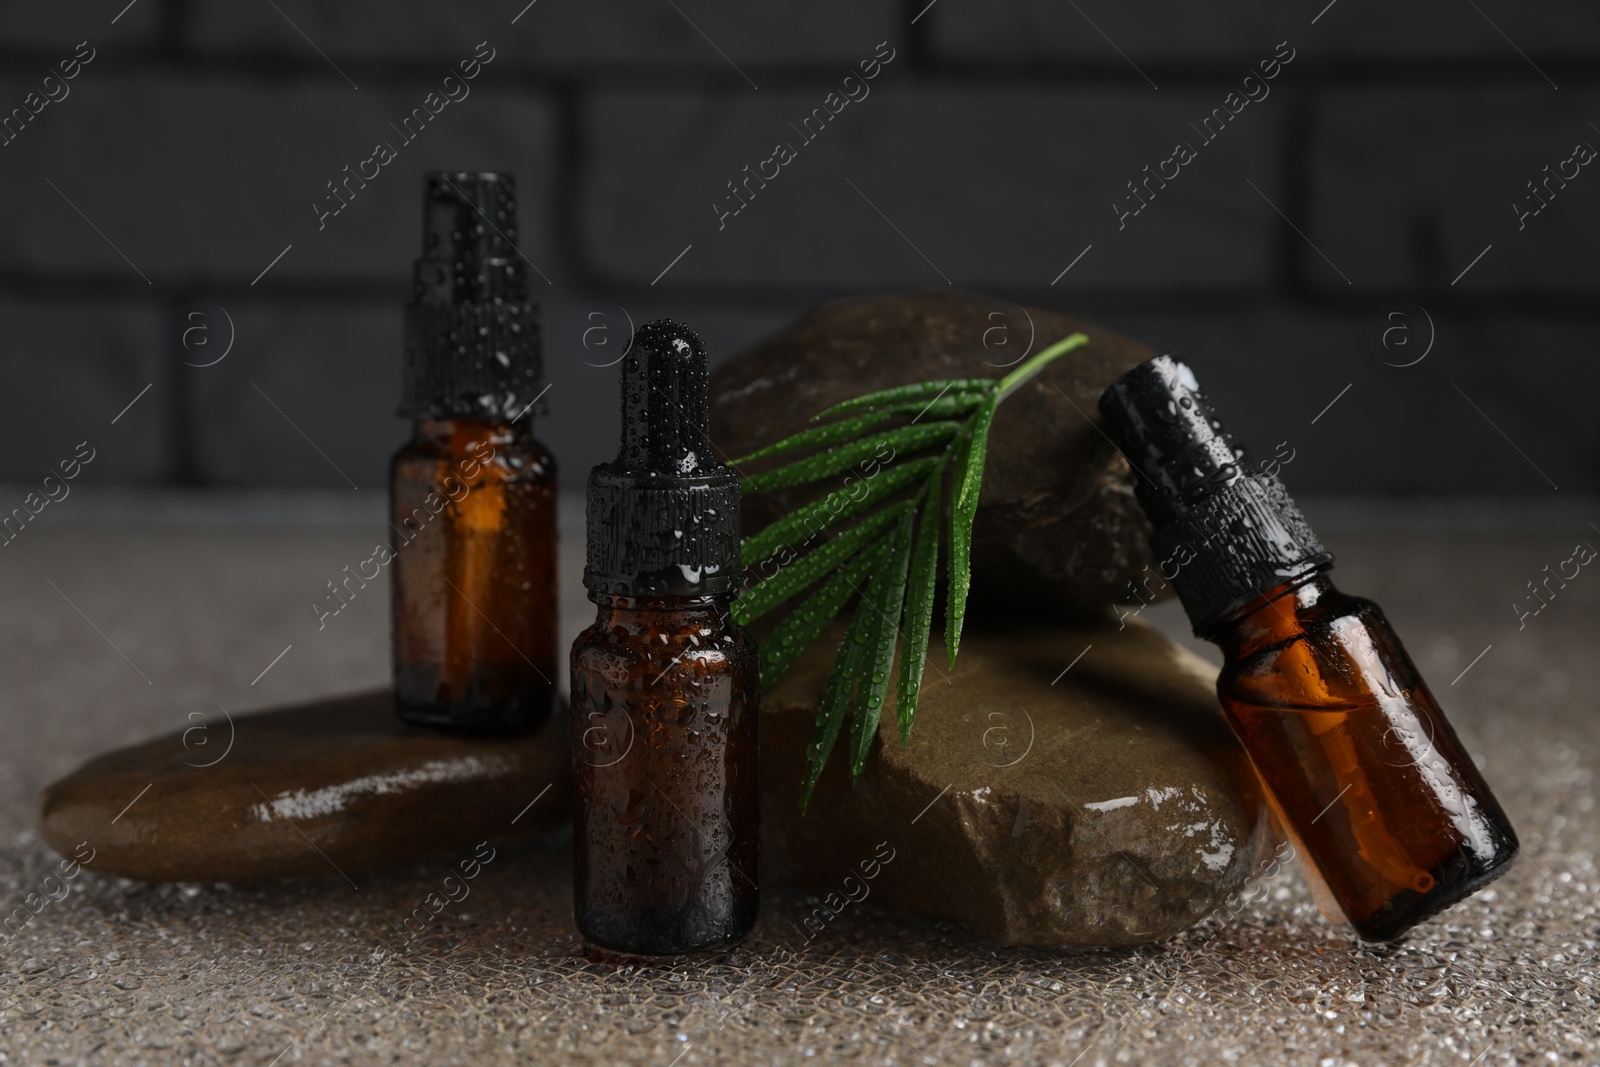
top-left (761, 614), bottom-right (1274, 946)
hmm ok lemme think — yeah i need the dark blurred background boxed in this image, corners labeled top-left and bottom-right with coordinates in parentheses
top-left (1, 0), bottom-right (1596, 500)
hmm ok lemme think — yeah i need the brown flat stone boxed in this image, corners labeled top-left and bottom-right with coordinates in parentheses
top-left (40, 690), bottom-right (569, 882)
top-left (761, 615), bottom-right (1275, 946)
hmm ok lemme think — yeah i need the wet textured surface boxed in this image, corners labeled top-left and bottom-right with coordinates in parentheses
top-left (1, 515), bottom-right (1595, 1064)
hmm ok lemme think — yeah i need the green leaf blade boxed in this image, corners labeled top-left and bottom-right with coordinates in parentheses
top-left (759, 538), bottom-right (887, 689)
top-left (741, 455), bottom-right (939, 565)
top-left (733, 499), bottom-right (907, 626)
top-left (728, 408), bottom-right (900, 466)
top-left (848, 504), bottom-right (916, 779)
top-left (882, 391), bottom-right (992, 423)
top-left (798, 593), bottom-right (876, 812)
top-left (731, 392), bottom-right (991, 467)
top-left (740, 421), bottom-right (959, 494)
top-left (812, 380), bottom-right (994, 422)
top-left (895, 464), bottom-right (946, 742)
top-left (944, 396), bottom-right (998, 668)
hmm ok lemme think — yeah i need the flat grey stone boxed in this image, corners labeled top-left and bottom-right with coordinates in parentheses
top-left (40, 691), bottom-right (568, 882)
top-left (762, 614), bottom-right (1274, 946)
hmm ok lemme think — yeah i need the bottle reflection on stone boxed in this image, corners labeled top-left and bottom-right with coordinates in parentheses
top-left (571, 319), bottom-right (760, 955)
top-left (1100, 355), bottom-right (1518, 941)
top-left (390, 171), bottom-right (557, 734)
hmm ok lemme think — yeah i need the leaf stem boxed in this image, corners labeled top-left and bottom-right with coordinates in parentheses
top-left (993, 332), bottom-right (1090, 402)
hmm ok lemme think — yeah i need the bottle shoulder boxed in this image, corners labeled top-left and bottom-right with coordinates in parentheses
top-left (1218, 593), bottom-right (1417, 710)
top-left (491, 431), bottom-right (556, 465)
top-left (390, 430), bottom-right (556, 484)
top-left (572, 612), bottom-right (756, 671)
top-left (484, 435), bottom-right (556, 482)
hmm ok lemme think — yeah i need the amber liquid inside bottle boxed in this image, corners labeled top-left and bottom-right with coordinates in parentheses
top-left (1213, 570), bottom-right (1518, 940)
top-left (390, 417), bottom-right (557, 733)
top-left (570, 592), bottom-right (760, 954)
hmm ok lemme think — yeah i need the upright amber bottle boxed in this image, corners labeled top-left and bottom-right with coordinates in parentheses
top-left (571, 320), bottom-right (760, 955)
top-left (390, 172), bottom-right (557, 734)
top-left (1099, 355), bottom-right (1518, 941)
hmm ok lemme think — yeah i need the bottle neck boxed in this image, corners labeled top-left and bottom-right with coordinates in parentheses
top-left (1210, 568), bottom-right (1337, 661)
top-left (588, 591), bottom-right (734, 625)
top-left (412, 417), bottom-right (526, 451)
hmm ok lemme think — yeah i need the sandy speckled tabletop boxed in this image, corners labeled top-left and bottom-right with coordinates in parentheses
top-left (0, 502), bottom-right (1594, 1065)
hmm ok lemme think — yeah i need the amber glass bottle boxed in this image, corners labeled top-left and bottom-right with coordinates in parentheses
top-left (390, 172), bottom-right (557, 734)
top-left (1100, 355), bottom-right (1518, 941)
top-left (571, 320), bottom-right (760, 955)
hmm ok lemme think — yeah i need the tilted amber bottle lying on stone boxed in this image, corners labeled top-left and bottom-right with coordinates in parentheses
top-left (1100, 355), bottom-right (1518, 941)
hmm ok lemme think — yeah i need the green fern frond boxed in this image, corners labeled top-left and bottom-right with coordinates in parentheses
top-left (731, 332), bottom-right (1091, 807)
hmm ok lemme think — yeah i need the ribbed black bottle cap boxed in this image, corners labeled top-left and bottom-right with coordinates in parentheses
top-left (400, 171), bottom-right (542, 420)
top-left (583, 320), bottom-right (743, 598)
top-left (1097, 354), bottom-right (1332, 636)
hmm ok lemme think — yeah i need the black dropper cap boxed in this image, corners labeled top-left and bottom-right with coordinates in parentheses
top-left (1097, 354), bottom-right (1331, 636)
top-left (400, 171), bottom-right (542, 420)
top-left (583, 320), bottom-right (743, 598)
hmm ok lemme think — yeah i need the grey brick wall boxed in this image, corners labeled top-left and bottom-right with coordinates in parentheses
top-left (0, 0), bottom-right (1592, 496)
